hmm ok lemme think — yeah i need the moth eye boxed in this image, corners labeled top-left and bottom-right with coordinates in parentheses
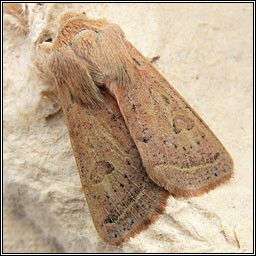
top-left (44, 37), bottom-right (52, 43)
top-left (36, 28), bottom-right (54, 45)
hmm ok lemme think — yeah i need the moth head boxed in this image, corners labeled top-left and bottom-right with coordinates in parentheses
top-left (32, 28), bottom-right (55, 86)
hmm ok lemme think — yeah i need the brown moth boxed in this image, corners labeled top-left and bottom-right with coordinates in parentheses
top-left (42, 12), bottom-right (233, 245)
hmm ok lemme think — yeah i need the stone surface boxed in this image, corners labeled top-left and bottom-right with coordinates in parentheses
top-left (3, 3), bottom-right (253, 253)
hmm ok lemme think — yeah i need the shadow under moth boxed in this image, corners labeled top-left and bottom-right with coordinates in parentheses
top-left (39, 12), bottom-right (233, 245)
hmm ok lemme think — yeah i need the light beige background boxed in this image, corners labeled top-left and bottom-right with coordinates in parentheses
top-left (3, 3), bottom-right (253, 253)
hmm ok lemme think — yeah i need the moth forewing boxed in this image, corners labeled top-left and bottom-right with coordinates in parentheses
top-left (111, 41), bottom-right (234, 197)
top-left (49, 37), bottom-right (169, 245)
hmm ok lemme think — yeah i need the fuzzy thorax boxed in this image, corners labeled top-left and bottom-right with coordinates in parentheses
top-left (50, 12), bottom-right (136, 108)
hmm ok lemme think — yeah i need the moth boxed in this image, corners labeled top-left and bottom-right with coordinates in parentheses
top-left (40, 12), bottom-right (233, 245)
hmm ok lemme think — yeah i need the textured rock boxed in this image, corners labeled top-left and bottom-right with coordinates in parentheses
top-left (3, 3), bottom-right (253, 253)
